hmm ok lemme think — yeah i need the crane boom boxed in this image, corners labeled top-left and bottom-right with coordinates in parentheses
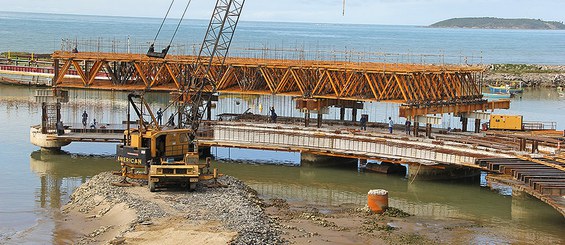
top-left (180, 0), bottom-right (245, 139)
top-left (115, 0), bottom-right (246, 190)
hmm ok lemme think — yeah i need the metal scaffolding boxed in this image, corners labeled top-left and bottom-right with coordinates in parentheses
top-left (51, 51), bottom-right (508, 117)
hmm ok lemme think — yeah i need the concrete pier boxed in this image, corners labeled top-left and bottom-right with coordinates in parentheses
top-left (300, 153), bottom-right (357, 167)
top-left (30, 126), bottom-right (70, 152)
top-left (408, 164), bottom-right (481, 181)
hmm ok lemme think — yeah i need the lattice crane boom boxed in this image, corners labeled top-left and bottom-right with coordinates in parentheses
top-left (181, 0), bottom-right (245, 139)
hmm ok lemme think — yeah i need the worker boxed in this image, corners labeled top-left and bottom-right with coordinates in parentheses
top-left (388, 117), bottom-right (394, 134)
top-left (156, 108), bottom-right (163, 125)
top-left (82, 110), bottom-right (88, 127)
top-left (270, 107), bottom-right (277, 123)
top-left (56, 120), bottom-right (65, 136)
top-left (359, 115), bottom-right (367, 131)
top-left (405, 120), bottom-right (411, 135)
top-left (90, 119), bottom-right (97, 129)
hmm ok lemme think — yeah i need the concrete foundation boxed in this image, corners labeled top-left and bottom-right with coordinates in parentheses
top-left (364, 162), bottom-right (406, 175)
top-left (300, 153), bottom-right (357, 167)
top-left (408, 164), bottom-right (480, 181)
top-left (30, 126), bottom-right (70, 151)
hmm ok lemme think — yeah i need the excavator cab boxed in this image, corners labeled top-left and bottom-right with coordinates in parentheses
top-left (147, 44), bottom-right (170, 59)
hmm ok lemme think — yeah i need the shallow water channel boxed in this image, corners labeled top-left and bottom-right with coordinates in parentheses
top-left (0, 84), bottom-right (564, 243)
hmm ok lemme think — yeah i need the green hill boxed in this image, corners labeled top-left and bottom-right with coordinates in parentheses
top-left (430, 17), bottom-right (565, 30)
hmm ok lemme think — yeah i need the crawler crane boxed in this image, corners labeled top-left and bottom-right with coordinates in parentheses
top-left (115, 0), bottom-right (245, 192)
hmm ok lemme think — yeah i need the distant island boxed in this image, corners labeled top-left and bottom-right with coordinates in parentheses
top-left (430, 17), bottom-right (565, 30)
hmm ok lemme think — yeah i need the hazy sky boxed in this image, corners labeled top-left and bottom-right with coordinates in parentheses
top-left (2, 0), bottom-right (563, 25)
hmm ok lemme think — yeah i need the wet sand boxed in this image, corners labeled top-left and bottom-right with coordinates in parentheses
top-left (57, 172), bottom-right (564, 245)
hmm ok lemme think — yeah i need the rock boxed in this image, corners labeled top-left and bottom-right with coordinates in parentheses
top-left (65, 172), bottom-right (287, 245)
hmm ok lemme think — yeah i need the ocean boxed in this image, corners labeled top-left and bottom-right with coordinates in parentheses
top-left (0, 11), bottom-right (564, 64)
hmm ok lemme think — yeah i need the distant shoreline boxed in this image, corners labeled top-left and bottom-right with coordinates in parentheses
top-left (430, 17), bottom-right (565, 30)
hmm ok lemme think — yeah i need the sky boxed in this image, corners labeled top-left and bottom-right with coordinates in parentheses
top-left (1, 0), bottom-right (564, 25)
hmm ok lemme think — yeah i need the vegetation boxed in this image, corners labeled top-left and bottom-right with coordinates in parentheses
top-left (430, 17), bottom-right (565, 30)
top-left (490, 64), bottom-right (560, 74)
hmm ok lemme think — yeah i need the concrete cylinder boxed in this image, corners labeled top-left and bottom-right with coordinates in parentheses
top-left (367, 189), bottom-right (389, 214)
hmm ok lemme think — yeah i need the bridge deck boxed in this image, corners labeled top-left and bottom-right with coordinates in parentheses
top-left (40, 120), bottom-right (565, 216)
top-left (478, 158), bottom-right (565, 217)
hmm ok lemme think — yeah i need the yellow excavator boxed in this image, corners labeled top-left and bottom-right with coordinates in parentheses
top-left (114, 0), bottom-right (245, 191)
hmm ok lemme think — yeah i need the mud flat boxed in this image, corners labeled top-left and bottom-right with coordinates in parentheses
top-left (58, 172), bottom-right (564, 245)
top-left (56, 172), bottom-right (285, 245)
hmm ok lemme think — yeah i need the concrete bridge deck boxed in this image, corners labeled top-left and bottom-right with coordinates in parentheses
top-left (31, 120), bottom-right (565, 217)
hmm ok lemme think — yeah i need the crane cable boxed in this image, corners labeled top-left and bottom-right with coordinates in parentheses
top-left (152, 0), bottom-right (176, 45)
top-left (169, 0), bottom-right (193, 46)
top-left (156, 0), bottom-right (193, 116)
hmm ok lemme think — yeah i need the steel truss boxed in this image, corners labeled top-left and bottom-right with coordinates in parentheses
top-left (52, 51), bottom-right (509, 117)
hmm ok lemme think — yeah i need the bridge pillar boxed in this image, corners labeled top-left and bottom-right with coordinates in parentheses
top-left (413, 117), bottom-right (419, 137)
top-left (358, 159), bottom-right (368, 169)
top-left (461, 117), bottom-right (469, 132)
top-left (474, 119), bottom-right (481, 133)
top-left (304, 110), bottom-right (310, 127)
top-left (519, 138), bottom-right (527, 151)
top-left (461, 112), bottom-right (490, 134)
top-left (207, 100), bottom-right (212, 120)
top-left (408, 164), bottom-right (480, 181)
top-left (32, 89), bottom-right (70, 151)
top-left (300, 153), bottom-right (357, 167)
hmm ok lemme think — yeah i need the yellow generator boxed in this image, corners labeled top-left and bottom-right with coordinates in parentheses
top-left (489, 115), bottom-right (523, 130)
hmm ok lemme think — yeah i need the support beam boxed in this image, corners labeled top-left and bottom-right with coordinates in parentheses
top-left (207, 100), bottom-right (212, 121)
top-left (462, 111), bottom-right (491, 121)
top-left (399, 100), bottom-right (511, 118)
top-left (475, 119), bottom-right (481, 133)
top-left (415, 115), bottom-right (442, 125)
top-left (462, 117), bottom-right (469, 132)
top-left (413, 117), bottom-right (419, 137)
top-left (304, 110), bottom-right (310, 127)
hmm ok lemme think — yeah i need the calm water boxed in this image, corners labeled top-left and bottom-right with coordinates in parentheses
top-left (0, 84), bottom-right (564, 243)
top-left (1, 11), bottom-right (565, 64)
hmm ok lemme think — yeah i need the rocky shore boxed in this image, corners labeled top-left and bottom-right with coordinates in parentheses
top-left (483, 64), bottom-right (565, 87)
top-left (57, 172), bottom-right (285, 244)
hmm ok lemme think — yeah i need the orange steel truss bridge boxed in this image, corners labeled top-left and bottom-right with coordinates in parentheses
top-left (51, 51), bottom-right (509, 117)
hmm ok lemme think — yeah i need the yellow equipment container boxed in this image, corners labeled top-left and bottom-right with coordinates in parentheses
top-left (489, 115), bottom-right (523, 130)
